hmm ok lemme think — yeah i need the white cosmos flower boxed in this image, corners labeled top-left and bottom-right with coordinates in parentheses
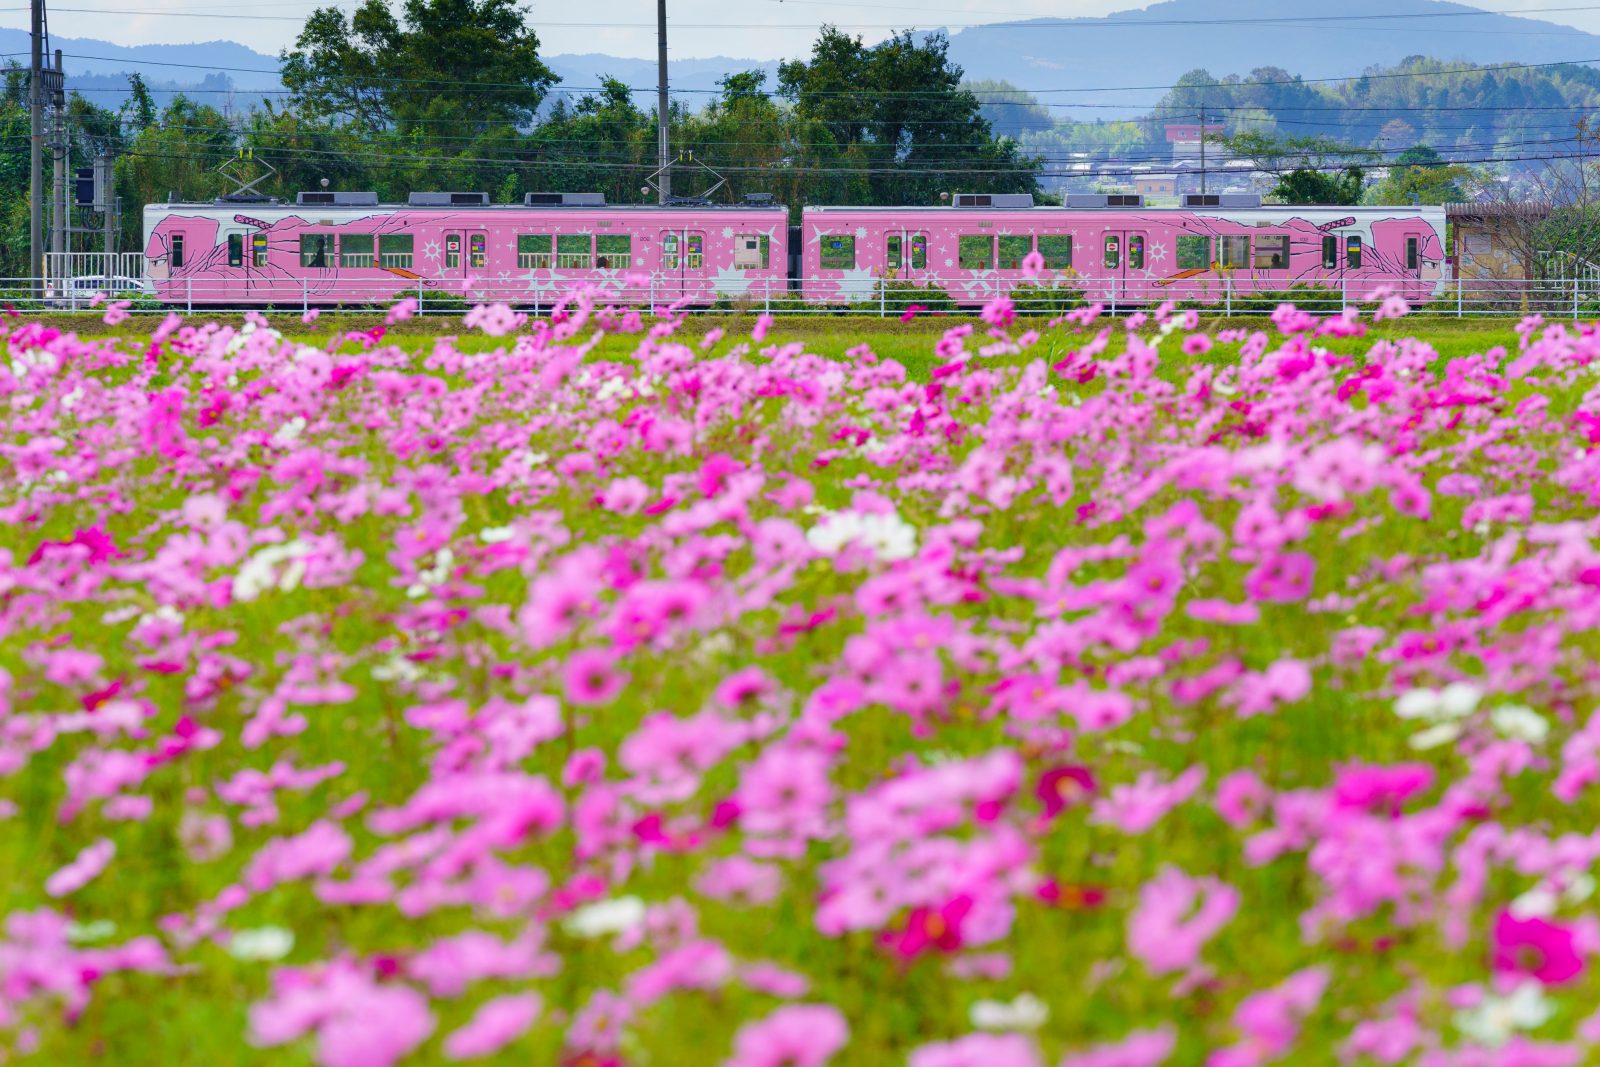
top-left (1394, 688), bottom-right (1442, 721)
top-left (227, 926), bottom-right (294, 961)
top-left (1408, 722), bottom-right (1464, 751)
top-left (232, 540), bottom-right (312, 603)
top-left (970, 993), bottom-right (1048, 1031)
top-left (1509, 887), bottom-right (1558, 919)
top-left (65, 919), bottom-right (117, 944)
top-left (1491, 705), bottom-right (1549, 744)
top-left (1454, 982), bottom-right (1553, 1047)
top-left (479, 526), bottom-right (515, 544)
top-left (271, 416), bottom-right (307, 447)
top-left (806, 510), bottom-right (918, 562)
top-left (563, 896), bottom-right (646, 939)
top-left (1438, 682), bottom-right (1485, 719)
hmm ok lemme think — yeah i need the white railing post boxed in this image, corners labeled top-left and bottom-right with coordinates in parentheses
top-left (1575, 275), bottom-right (1581, 320)
top-left (764, 277), bottom-right (771, 315)
top-left (879, 281), bottom-right (886, 318)
top-left (1457, 279), bottom-right (1463, 318)
top-left (302, 278), bottom-right (309, 315)
top-left (186, 276), bottom-right (193, 314)
top-left (1225, 274), bottom-right (1232, 317)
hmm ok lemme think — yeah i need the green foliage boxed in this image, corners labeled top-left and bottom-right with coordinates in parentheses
top-left (1271, 167), bottom-right (1366, 205)
top-left (1227, 283), bottom-right (1346, 314)
top-left (280, 0), bottom-right (556, 136)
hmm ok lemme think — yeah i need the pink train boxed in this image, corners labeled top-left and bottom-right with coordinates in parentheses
top-left (140, 190), bottom-right (1447, 309)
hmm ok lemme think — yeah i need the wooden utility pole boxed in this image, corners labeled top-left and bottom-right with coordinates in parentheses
top-left (29, 0), bottom-right (43, 295)
top-left (656, 0), bottom-right (670, 204)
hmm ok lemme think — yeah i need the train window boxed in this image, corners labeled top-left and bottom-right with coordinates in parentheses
top-left (300, 233), bottom-right (332, 268)
top-left (1177, 235), bottom-right (1210, 270)
top-left (517, 234), bottom-right (552, 269)
top-left (686, 233), bottom-right (703, 269)
top-left (170, 234), bottom-right (185, 269)
top-left (252, 234), bottom-right (268, 267)
top-left (909, 235), bottom-right (926, 270)
top-left (597, 234), bottom-right (632, 269)
top-left (1219, 236), bottom-right (1250, 269)
top-left (820, 235), bottom-right (855, 270)
top-left (1128, 235), bottom-right (1145, 270)
top-left (998, 235), bottom-right (1031, 271)
top-left (1037, 235), bottom-right (1072, 270)
top-left (227, 234), bottom-right (243, 268)
top-left (959, 235), bottom-right (993, 270)
top-left (445, 234), bottom-right (462, 269)
top-left (734, 235), bottom-right (768, 270)
top-left (1406, 236), bottom-right (1419, 271)
top-left (886, 234), bottom-right (901, 271)
top-left (341, 234), bottom-right (374, 268)
top-left (557, 234), bottom-right (592, 269)
top-left (1321, 236), bottom-right (1338, 270)
top-left (662, 233), bottom-right (679, 270)
top-left (1103, 235), bottom-right (1119, 269)
top-left (379, 234), bottom-right (413, 269)
top-left (470, 233), bottom-right (487, 269)
top-left (1346, 235), bottom-right (1362, 268)
top-left (1254, 235), bottom-right (1289, 270)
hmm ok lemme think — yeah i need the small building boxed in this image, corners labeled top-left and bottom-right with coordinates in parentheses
top-left (1164, 123), bottom-right (1226, 161)
top-left (1445, 201), bottom-right (1552, 281)
top-left (1133, 173), bottom-right (1178, 198)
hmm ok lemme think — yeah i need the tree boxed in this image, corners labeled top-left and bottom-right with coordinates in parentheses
top-left (777, 27), bottom-right (1038, 206)
top-left (1210, 130), bottom-right (1376, 180)
top-left (1366, 144), bottom-right (1474, 205)
top-left (281, 0), bottom-right (556, 136)
top-left (1271, 167), bottom-right (1365, 205)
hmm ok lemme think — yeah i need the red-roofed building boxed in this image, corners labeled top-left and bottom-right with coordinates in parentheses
top-left (1165, 124), bottom-right (1226, 161)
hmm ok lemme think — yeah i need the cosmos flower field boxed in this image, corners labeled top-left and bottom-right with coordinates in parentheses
top-left (5, 287), bottom-right (1600, 1066)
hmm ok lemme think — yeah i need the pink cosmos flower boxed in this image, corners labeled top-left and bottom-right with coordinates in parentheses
top-left (883, 895), bottom-right (974, 959)
top-left (1244, 552), bottom-right (1316, 603)
top-left (1059, 1027), bottom-right (1176, 1067)
top-left (724, 1004), bottom-right (849, 1067)
top-left (442, 993), bottom-right (541, 1060)
top-left (45, 838), bottom-right (116, 897)
top-left (1493, 912), bottom-right (1585, 986)
top-left (1182, 334), bottom-right (1212, 356)
top-left (1127, 866), bottom-right (1239, 975)
top-left (909, 1033), bottom-right (1041, 1067)
top-left (563, 648), bottom-right (628, 706)
top-left (1035, 765), bottom-right (1096, 820)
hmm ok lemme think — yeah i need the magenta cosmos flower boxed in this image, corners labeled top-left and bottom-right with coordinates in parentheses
top-left (1492, 911), bottom-right (1585, 985)
top-left (724, 1004), bottom-right (849, 1067)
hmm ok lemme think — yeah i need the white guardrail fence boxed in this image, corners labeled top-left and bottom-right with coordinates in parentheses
top-left (8, 270), bottom-right (1600, 319)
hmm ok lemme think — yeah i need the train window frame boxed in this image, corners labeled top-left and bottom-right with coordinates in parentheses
top-left (1346, 235), bottom-right (1362, 269)
top-left (340, 233), bottom-right (375, 268)
top-left (1128, 234), bottom-right (1146, 270)
top-left (557, 234), bottom-right (593, 270)
top-left (1321, 236), bottom-right (1338, 270)
top-left (445, 233), bottom-right (462, 269)
top-left (661, 232), bottom-right (680, 270)
top-left (469, 232), bottom-right (488, 270)
top-left (252, 234), bottom-right (268, 267)
top-left (517, 234), bottom-right (553, 269)
top-left (1406, 236), bottom-right (1420, 271)
top-left (1219, 235), bottom-right (1250, 270)
top-left (596, 234), bottom-right (632, 270)
top-left (886, 234), bottom-right (902, 271)
top-left (734, 234), bottom-right (768, 271)
top-left (379, 234), bottom-right (413, 269)
top-left (1253, 234), bottom-right (1289, 271)
top-left (685, 233), bottom-right (704, 270)
top-left (299, 233), bottom-right (332, 269)
top-left (959, 235), bottom-right (994, 271)
top-left (820, 235), bottom-right (855, 270)
top-left (909, 234), bottom-right (927, 270)
top-left (170, 234), bottom-right (185, 269)
top-left (1037, 235), bottom-right (1072, 271)
top-left (997, 235), bottom-right (1032, 271)
top-left (227, 234), bottom-right (243, 268)
top-left (1177, 235), bottom-right (1210, 270)
top-left (1103, 235), bottom-right (1120, 270)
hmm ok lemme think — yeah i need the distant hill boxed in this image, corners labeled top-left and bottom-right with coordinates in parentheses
top-left (6, 0), bottom-right (1600, 119)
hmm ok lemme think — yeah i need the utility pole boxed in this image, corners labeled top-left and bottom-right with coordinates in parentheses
top-left (28, 0), bottom-right (43, 296)
top-left (656, 0), bottom-right (670, 204)
top-left (51, 49), bottom-right (65, 281)
top-left (1199, 102), bottom-right (1207, 198)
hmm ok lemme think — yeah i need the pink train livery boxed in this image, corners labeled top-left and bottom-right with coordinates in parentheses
top-left (141, 190), bottom-right (1447, 308)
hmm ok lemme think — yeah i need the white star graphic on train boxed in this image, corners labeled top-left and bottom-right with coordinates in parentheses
top-left (1147, 241), bottom-right (1169, 265)
top-left (855, 226), bottom-right (868, 239)
top-left (835, 267), bottom-right (876, 301)
top-left (422, 240), bottom-right (441, 263)
top-left (721, 226), bottom-right (734, 239)
top-left (711, 266), bottom-right (753, 297)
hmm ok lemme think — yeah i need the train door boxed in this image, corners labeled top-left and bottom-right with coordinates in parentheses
top-left (443, 230), bottom-right (489, 275)
top-left (1103, 229), bottom-right (1149, 301)
top-left (887, 229), bottom-right (929, 281)
top-left (659, 229), bottom-right (706, 303)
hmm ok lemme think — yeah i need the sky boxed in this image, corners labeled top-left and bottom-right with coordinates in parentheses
top-left (7, 0), bottom-right (1600, 59)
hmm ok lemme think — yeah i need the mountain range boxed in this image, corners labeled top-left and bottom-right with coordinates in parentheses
top-left (5, 0), bottom-right (1600, 119)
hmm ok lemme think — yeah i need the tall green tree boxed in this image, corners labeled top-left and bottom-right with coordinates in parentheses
top-left (1271, 167), bottom-right (1365, 205)
top-left (777, 27), bottom-right (1038, 206)
top-left (281, 0), bottom-right (556, 136)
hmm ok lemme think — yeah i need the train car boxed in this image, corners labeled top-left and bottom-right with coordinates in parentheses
top-left (799, 193), bottom-right (1447, 308)
top-left (141, 191), bottom-right (791, 308)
